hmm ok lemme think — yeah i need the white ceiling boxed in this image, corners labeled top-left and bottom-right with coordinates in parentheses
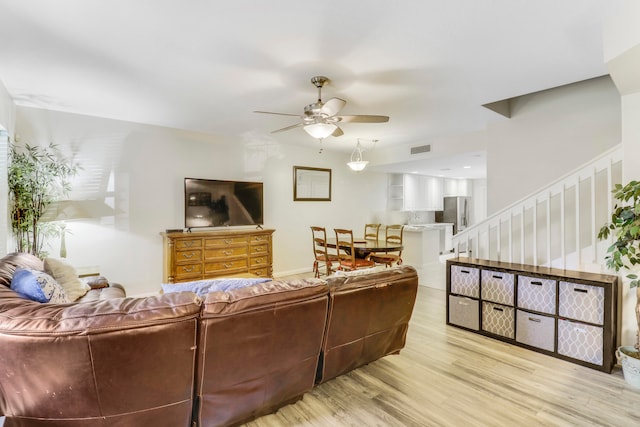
top-left (0, 0), bottom-right (623, 179)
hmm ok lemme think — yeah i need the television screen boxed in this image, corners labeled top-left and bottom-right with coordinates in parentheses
top-left (184, 178), bottom-right (263, 228)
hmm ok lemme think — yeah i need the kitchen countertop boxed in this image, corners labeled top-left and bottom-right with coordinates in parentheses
top-left (404, 223), bottom-right (453, 232)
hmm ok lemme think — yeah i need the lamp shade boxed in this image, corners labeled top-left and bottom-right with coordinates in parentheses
top-left (347, 160), bottom-right (369, 171)
top-left (304, 122), bottom-right (337, 139)
top-left (347, 140), bottom-right (369, 171)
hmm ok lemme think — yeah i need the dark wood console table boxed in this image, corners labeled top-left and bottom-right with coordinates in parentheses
top-left (446, 257), bottom-right (618, 373)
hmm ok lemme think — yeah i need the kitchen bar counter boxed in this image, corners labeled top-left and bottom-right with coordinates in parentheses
top-left (402, 223), bottom-right (452, 290)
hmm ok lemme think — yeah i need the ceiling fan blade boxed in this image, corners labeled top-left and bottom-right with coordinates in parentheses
top-left (331, 126), bottom-right (344, 137)
top-left (320, 98), bottom-right (346, 117)
top-left (254, 110), bottom-right (302, 117)
top-left (337, 115), bottom-right (390, 123)
top-left (271, 123), bottom-right (304, 134)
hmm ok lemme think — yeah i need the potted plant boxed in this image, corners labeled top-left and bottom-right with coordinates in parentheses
top-left (598, 180), bottom-right (640, 387)
top-left (8, 142), bottom-right (77, 258)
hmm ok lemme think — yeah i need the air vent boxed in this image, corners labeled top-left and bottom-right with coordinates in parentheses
top-left (410, 144), bottom-right (431, 154)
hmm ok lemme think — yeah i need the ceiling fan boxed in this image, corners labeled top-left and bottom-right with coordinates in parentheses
top-left (254, 76), bottom-right (389, 139)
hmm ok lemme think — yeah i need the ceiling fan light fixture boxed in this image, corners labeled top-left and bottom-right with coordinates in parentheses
top-left (348, 140), bottom-right (369, 172)
top-left (304, 122), bottom-right (337, 139)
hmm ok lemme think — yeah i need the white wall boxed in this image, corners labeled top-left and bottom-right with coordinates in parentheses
top-left (605, 0), bottom-right (640, 349)
top-left (14, 106), bottom-right (387, 295)
top-left (0, 80), bottom-right (15, 254)
top-left (486, 76), bottom-right (621, 215)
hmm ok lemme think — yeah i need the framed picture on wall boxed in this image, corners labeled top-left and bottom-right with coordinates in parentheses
top-left (293, 166), bottom-right (331, 201)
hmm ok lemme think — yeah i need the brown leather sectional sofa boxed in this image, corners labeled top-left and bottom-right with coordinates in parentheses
top-left (0, 253), bottom-right (418, 427)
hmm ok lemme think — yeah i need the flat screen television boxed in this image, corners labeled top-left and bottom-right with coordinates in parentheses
top-left (184, 178), bottom-right (263, 229)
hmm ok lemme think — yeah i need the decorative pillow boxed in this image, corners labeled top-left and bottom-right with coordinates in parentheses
top-left (329, 266), bottom-right (384, 278)
top-left (44, 258), bottom-right (91, 301)
top-left (80, 275), bottom-right (110, 289)
top-left (161, 277), bottom-right (271, 296)
top-left (10, 267), bottom-right (70, 303)
top-left (0, 252), bottom-right (45, 288)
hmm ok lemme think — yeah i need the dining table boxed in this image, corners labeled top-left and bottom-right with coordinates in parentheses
top-left (325, 237), bottom-right (403, 259)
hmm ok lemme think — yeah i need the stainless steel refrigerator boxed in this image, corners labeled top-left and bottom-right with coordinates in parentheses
top-left (436, 196), bottom-right (470, 234)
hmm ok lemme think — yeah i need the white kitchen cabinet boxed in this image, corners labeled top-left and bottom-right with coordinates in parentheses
top-left (423, 175), bottom-right (443, 210)
top-left (444, 178), bottom-right (471, 197)
top-left (401, 174), bottom-right (443, 211)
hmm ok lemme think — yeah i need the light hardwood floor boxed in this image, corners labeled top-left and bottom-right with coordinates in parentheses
top-left (244, 280), bottom-right (640, 427)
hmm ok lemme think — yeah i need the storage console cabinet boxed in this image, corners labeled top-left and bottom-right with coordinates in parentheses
top-left (162, 228), bottom-right (274, 283)
top-left (446, 257), bottom-right (618, 372)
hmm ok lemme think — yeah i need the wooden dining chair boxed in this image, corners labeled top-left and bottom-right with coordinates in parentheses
top-left (334, 228), bottom-right (376, 271)
top-left (364, 223), bottom-right (381, 241)
top-left (370, 224), bottom-right (404, 268)
top-left (310, 226), bottom-right (339, 278)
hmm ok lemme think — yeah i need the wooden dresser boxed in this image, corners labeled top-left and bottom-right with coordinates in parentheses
top-left (162, 228), bottom-right (274, 283)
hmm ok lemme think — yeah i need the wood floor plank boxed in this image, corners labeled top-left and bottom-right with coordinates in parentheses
top-left (243, 283), bottom-right (640, 426)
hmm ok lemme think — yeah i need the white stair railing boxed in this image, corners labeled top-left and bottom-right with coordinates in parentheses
top-left (452, 144), bottom-right (623, 273)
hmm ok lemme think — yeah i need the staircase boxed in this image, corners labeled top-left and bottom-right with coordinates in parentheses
top-left (452, 144), bottom-right (623, 274)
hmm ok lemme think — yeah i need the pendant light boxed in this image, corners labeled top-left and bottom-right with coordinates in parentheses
top-left (347, 139), bottom-right (369, 171)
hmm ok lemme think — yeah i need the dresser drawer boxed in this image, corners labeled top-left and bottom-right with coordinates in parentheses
top-left (481, 270), bottom-right (514, 306)
top-left (250, 255), bottom-right (268, 267)
top-left (517, 276), bottom-right (556, 314)
top-left (204, 246), bottom-right (248, 260)
top-left (558, 281), bottom-right (604, 324)
top-left (251, 244), bottom-right (269, 255)
top-left (175, 249), bottom-right (202, 264)
top-left (205, 259), bottom-right (248, 275)
top-left (251, 267), bottom-right (270, 277)
top-left (450, 265), bottom-right (479, 298)
top-left (482, 302), bottom-right (514, 339)
top-left (448, 295), bottom-right (479, 331)
top-left (557, 319), bottom-right (603, 365)
top-left (175, 239), bottom-right (202, 250)
top-left (516, 310), bottom-right (555, 352)
top-left (205, 236), bottom-right (249, 248)
top-left (251, 235), bottom-right (270, 244)
top-left (175, 263), bottom-right (202, 280)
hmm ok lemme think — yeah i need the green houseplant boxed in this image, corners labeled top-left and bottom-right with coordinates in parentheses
top-left (598, 179), bottom-right (640, 388)
top-left (8, 142), bottom-right (77, 258)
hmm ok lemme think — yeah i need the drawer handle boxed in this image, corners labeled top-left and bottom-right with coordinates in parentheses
top-left (184, 241), bottom-right (194, 247)
top-left (492, 275), bottom-right (502, 280)
top-left (182, 266), bottom-right (194, 272)
top-left (528, 317), bottom-right (541, 323)
top-left (223, 250), bottom-right (233, 255)
top-left (224, 239), bottom-right (233, 244)
top-left (531, 281), bottom-right (543, 286)
top-left (493, 307), bottom-right (504, 312)
top-left (574, 327), bottom-right (587, 333)
top-left (460, 270), bottom-right (470, 274)
top-left (223, 263), bottom-right (233, 268)
top-left (182, 252), bottom-right (194, 259)
top-left (255, 237), bottom-right (265, 241)
top-left (457, 301), bottom-right (469, 306)
top-left (574, 288), bottom-right (588, 294)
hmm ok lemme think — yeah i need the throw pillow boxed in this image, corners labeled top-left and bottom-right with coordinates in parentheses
top-left (329, 266), bottom-right (384, 278)
top-left (0, 252), bottom-right (45, 288)
top-left (161, 277), bottom-right (271, 297)
top-left (10, 267), bottom-right (70, 303)
top-left (44, 258), bottom-right (91, 301)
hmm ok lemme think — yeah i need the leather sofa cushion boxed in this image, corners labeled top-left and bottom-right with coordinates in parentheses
top-left (0, 285), bottom-right (201, 335)
top-left (202, 277), bottom-right (328, 316)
